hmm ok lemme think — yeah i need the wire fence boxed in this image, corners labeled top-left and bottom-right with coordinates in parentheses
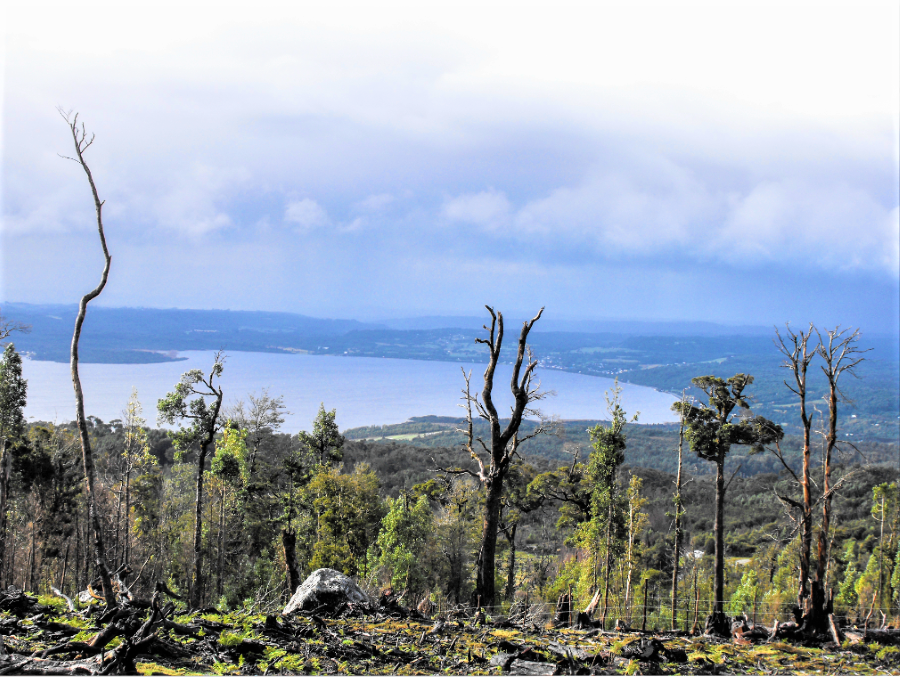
top-left (425, 595), bottom-right (900, 629)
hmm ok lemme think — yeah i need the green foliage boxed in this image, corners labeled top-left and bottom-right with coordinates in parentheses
top-left (369, 493), bottom-right (432, 595)
top-left (726, 569), bottom-right (760, 616)
top-left (0, 343), bottom-right (27, 441)
top-left (575, 382), bottom-right (633, 582)
top-left (836, 540), bottom-right (860, 612)
top-left (307, 464), bottom-right (384, 577)
top-left (674, 374), bottom-right (783, 466)
top-left (156, 356), bottom-right (224, 459)
top-left (211, 425), bottom-right (248, 483)
top-left (297, 404), bottom-right (345, 467)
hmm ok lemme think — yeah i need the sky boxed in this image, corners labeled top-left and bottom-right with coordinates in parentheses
top-left (2, 1), bottom-right (899, 333)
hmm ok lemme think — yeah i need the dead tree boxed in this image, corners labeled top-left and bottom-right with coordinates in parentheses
top-left (0, 310), bottom-right (30, 345)
top-left (445, 306), bottom-right (549, 609)
top-left (815, 328), bottom-right (866, 616)
top-left (59, 109), bottom-right (116, 607)
top-left (774, 324), bottom-right (817, 619)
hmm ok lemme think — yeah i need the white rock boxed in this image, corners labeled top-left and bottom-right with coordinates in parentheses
top-left (283, 568), bottom-right (371, 615)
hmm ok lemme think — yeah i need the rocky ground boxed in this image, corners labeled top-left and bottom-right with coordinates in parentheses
top-left (2, 585), bottom-right (900, 675)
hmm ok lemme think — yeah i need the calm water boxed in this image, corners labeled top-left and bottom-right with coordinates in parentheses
top-left (22, 351), bottom-right (677, 431)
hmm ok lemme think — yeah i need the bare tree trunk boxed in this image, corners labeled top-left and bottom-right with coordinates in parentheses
top-left (217, 488), bottom-right (226, 598)
top-left (600, 499), bottom-right (613, 628)
top-left (191, 444), bottom-right (209, 608)
top-left (74, 509), bottom-right (81, 591)
top-left (879, 496), bottom-right (886, 613)
top-left (123, 470), bottom-right (131, 567)
top-left (112, 483), bottom-right (123, 569)
top-left (624, 506), bottom-right (636, 625)
top-left (814, 327), bottom-right (865, 630)
top-left (61, 544), bottom-right (70, 593)
top-left (281, 529), bottom-right (301, 595)
top-left (28, 519), bottom-right (35, 592)
top-left (61, 110), bottom-right (116, 608)
top-left (709, 455), bottom-right (727, 633)
top-left (0, 438), bottom-right (9, 588)
top-left (476, 477), bottom-right (504, 609)
top-left (671, 394), bottom-right (686, 631)
top-left (504, 523), bottom-right (517, 601)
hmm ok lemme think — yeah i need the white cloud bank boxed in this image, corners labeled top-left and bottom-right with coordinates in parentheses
top-left (2, 0), bottom-right (897, 322)
top-left (442, 164), bottom-right (899, 276)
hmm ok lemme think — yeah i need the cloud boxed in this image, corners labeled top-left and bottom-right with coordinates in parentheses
top-left (141, 164), bottom-right (248, 237)
top-left (439, 160), bottom-right (898, 277)
top-left (441, 189), bottom-right (511, 229)
top-left (355, 193), bottom-right (394, 212)
top-left (284, 198), bottom-right (329, 230)
top-left (720, 179), bottom-right (898, 272)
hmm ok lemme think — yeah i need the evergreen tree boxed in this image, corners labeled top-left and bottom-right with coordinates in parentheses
top-left (673, 374), bottom-right (782, 635)
top-left (369, 493), bottom-right (433, 597)
top-left (0, 344), bottom-right (27, 587)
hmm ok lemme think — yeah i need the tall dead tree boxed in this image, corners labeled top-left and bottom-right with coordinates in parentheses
top-left (452, 306), bottom-right (548, 609)
top-left (815, 328), bottom-right (866, 611)
top-left (774, 324), bottom-right (817, 617)
top-left (60, 110), bottom-right (116, 607)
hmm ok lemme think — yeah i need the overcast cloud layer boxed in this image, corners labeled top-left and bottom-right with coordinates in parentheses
top-left (3, 1), bottom-right (899, 332)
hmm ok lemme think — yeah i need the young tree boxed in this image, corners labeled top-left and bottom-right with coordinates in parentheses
top-left (622, 474), bottom-right (649, 625)
top-left (454, 306), bottom-right (548, 609)
top-left (871, 483), bottom-right (898, 616)
top-left (297, 404), bottom-right (345, 467)
top-left (673, 374), bottom-right (782, 635)
top-left (497, 462), bottom-right (542, 601)
top-left (369, 493), bottom-right (433, 597)
top-left (209, 423), bottom-right (249, 598)
top-left (308, 465), bottom-right (383, 577)
top-left (670, 390), bottom-right (689, 631)
top-left (157, 352), bottom-right (225, 608)
top-left (116, 389), bottom-right (156, 569)
top-left (0, 344), bottom-right (27, 587)
top-left (584, 385), bottom-right (634, 626)
top-left (60, 110), bottom-right (116, 607)
top-left (279, 405), bottom-right (344, 594)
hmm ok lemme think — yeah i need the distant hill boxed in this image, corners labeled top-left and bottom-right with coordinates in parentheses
top-left (376, 315), bottom-right (775, 335)
top-left (1, 302), bottom-right (384, 363)
top-left (3, 302), bottom-right (896, 443)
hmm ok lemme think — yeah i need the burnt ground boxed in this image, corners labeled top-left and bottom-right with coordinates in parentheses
top-left (1, 589), bottom-right (899, 675)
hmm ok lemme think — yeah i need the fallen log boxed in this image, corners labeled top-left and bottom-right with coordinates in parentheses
top-left (828, 614), bottom-right (843, 645)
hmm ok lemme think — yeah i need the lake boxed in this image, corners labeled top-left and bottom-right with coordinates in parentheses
top-left (22, 351), bottom-right (678, 431)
